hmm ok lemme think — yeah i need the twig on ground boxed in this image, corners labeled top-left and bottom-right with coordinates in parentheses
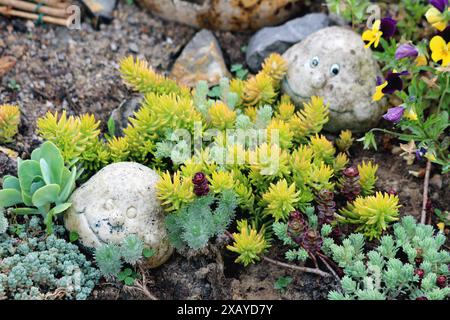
top-left (420, 160), bottom-right (432, 225)
top-left (124, 263), bottom-right (158, 300)
top-left (317, 254), bottom-right (340, 281)
top-left (262, 256), bottom-right (331, 278)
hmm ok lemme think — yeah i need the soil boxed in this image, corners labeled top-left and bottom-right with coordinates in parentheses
top-left (0, 2), bottom-right (449, 300)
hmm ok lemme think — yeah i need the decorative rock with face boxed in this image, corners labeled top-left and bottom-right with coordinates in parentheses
top-left (282, 26), bottom-right (385, 132)
top-left (64, 162), bottom-right (173, 268)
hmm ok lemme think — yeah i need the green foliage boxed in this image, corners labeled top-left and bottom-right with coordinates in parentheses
top-left (95, 234), bottom-right (151, 279)
top-left (0, 141), bottom-right (77, 234)
top-left (231, 64), bottom-right (249, 80)
top-left (166, 189), bottom-right (237, 250)
top-left (227, 219), bottom-right (269, 266)
top-left (357, 161), bottom-right (378, 196)
top-left (326, 0), bottom-right (371, 26)
top-left (326, 216), bottom-right (450, 300)
top-left (0, 104), bottom-right (20, 143)
top-left (338, 192), bottom-right (400, 240)
top-left (274, 276), bottom-right (293, 291)
top-left (0, 217), bottom-right (99, 300)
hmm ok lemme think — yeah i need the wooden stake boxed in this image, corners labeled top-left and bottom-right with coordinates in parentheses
top-left (0, 0), bottom-right (69, 18)
top-left (0, 6), bottom-right (69, 26)
top-left (33, 0), bottom-right (71, 9)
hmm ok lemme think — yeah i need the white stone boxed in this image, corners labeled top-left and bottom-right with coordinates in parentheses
top-left (64, 162), bottom-right (173, 268)
top-left (282, 26), bottom-right (385, 132)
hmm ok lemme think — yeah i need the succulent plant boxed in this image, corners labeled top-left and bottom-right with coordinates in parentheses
top-left (0, 104), bottom-right (20, 143)
top-left (340, 166), bottom-right (361, 201)
top-left (0, 141), bottom-right (77, 233)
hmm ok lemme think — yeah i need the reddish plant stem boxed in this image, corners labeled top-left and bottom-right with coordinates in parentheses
top-left (420, 160), bottom-right (431, 225)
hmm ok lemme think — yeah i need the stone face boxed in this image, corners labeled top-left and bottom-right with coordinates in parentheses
top-left (137, 0), bottom-right (304, 32)
top-left (170, 29), bottom-right (230, 87)
top-left (282, 26), bottom-right (385, 133)
top-left (246, 13), bottom-right (330, 72)
top-left (64, 162), bottom-right (173, 268)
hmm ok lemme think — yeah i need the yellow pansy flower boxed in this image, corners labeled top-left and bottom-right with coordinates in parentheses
top-left (373, 81), bottom-right (388, 101)
top-left (425, 7), bottom-right (449, 31)
top-left (430, 36), bottom-right (450, 66)
top-left (425, 152), bottom-right (437, 162)
top-left (404, 109), bottom-right (418, 121)
top-left (415, 54), bottom-right (428, 66)
top-left (437, 222), bottom-right (445, 232)
top-left (362, 20), bottom-right (383, 49)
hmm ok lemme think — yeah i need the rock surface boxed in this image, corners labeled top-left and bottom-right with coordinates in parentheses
top-left (282, 26), bottom-right (385, 133)
top-left (246, 13), bottom-right (330, 72)
top-left (64, 162), bottom-right (173, 268)
top-left (170, 29), bottom-right (230, 87)
top-left (110, 94), bottom-right (143, 134)
top-left (137, 0), bottom-right (304, 32)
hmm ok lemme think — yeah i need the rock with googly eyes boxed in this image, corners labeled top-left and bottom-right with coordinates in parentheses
top-left (282, 26), bottom-right (385, 132)
top-left (64, 162), bottom-right (173, 268)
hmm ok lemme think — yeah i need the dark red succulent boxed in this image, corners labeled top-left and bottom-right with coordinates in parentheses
top-left (387, 188), bottom-right (398, 196)
top-left (436, 275), bottom-right (447, 288)
top-left (316, 189), bottom-right (336, 225)
top-left (192, 172), bottom-right (209, 196)
top-left (341, 166), bottom-right (361, 201)
top-left (300, 229), bottom-right (323, 254)
top-left (415, 269), bottom-right (425, 280)
top-left (287, 211), bottom-right (307, 245)
top-left (415, 296), bottom-right (428, 300)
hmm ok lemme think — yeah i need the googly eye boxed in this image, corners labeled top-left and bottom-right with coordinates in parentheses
top-left (310, 56), bottom-right (320, 68)
top-left (330, 64), bottom-right (340, 76)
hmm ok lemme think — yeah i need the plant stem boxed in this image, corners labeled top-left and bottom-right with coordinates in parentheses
top-left (437, 73), bottom-right (449, 114)
top-left (262, 256), bottom-right (331, 278)
top-left (420, 160), bottom-right (432, 225)
top-left (225, 230), bottom-right (331, 278)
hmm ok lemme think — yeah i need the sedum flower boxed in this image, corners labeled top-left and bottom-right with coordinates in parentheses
top-left (426, 0), bottom-right (449, 31)
top-left (395, 43), bottom-right (419, 60)
top-left (227, 220), bottom-right (269, 266)
top-left (383, 106), bottom-right (405, 123)
top-left (430, 35), bottom-right (450, 66)
top-left (362, 19), bottom-right (383, 48)
top-left (192, 172), bottom-right (210, 196)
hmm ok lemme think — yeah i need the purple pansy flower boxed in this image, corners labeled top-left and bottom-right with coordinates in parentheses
top-left (383, 106), bottom-right (405, 123)
top-left (430, 0), bottom-right (448, 12)
top-left (380, 17), bottom-right (397, 39)
top-left (415, 147), bottom-right (427, 160)
top-left (439, 26), bottom-right (450, 42)
top-left (383, 71), bottom-right (409, 94)
top-left (395, 43), bottom-right (419, 60)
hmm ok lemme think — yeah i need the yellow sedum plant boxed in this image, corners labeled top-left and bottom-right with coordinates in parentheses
top-left (227, 220), bottom-right (269, 266)
top-left (289, 96), bottom-right (329, 142)
top-left (358, 161), bottom-right (379, 196)
top-left (338, 192), bottom-right (400, 240)
top-left (156, 171), bottom-right (195, 212)
top-left (262, 179), bottom-right (300, 221)
top-left (0, 104), bottom-right (20, 143)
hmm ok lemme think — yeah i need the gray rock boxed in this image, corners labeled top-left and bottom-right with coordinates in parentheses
top-left (282, 26), bottom-right (385, 133)
top-left (246, 13), bottom-right (330, 72)
top-left (64, 162), bottom-right (173, 268)
top-left (110, 94), bottom-right (143, 134)
top-left (170, 29), bottom-right (230, 87)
